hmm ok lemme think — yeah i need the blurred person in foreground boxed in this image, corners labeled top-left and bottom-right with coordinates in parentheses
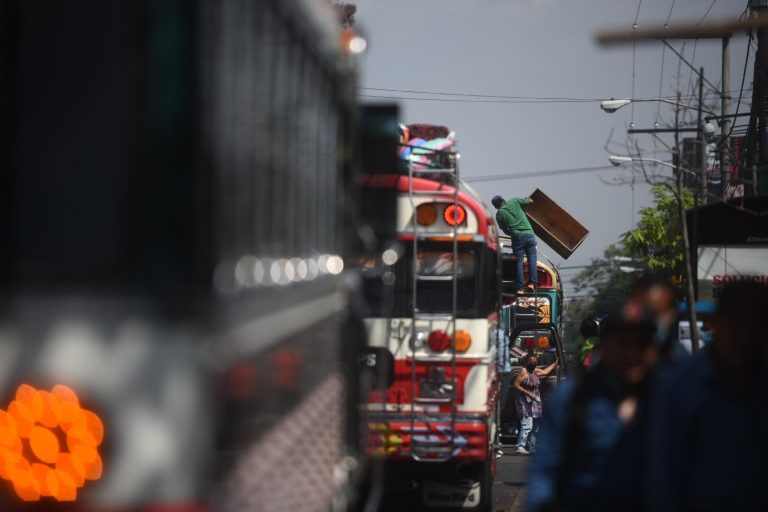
top-left (647, 281), bottom-right (768, 512)
top-left (525, 300), bottom-right (659, 512)
top-left (629, 274), bottom-right (688, 366)
top-left (513, 352), bottom-right (558, 455)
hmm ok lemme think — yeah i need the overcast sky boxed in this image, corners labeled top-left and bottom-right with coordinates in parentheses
top-left (353, 0), bottom-right (750, 295)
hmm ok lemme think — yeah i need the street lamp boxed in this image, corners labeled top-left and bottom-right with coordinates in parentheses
top-left (600, 97), bottom-right (716, 116)
top-left (608, 155), bottom-right (678, 171)
top-left (608, 155), bottom-right (700, 178)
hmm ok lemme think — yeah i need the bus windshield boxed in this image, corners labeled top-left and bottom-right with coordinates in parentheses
top-left (359, 247), bottom-right (477, 317)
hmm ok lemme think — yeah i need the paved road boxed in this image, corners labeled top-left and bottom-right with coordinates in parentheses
top-left (374, 451), bottom-right (529, 511)
top-left (492, 451), bottom-right (528, 512)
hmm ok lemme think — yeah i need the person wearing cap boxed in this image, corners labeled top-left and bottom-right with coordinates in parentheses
top-left (525, 299), bottom-right (659, 512)
top-left (492, 195), bottom-right (537, 293)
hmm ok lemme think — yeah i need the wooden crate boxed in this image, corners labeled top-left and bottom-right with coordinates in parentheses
top-left (524, 188), bottom-right (589, 259)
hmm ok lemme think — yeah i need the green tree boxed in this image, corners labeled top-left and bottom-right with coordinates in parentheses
top-left (562, 184), bottom-right (693, 350)
top-left (620, 184), bottom-right (694, 286)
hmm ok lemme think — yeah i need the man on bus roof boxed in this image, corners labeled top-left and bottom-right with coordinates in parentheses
top-left (492, 195), bottom-right (537, 293)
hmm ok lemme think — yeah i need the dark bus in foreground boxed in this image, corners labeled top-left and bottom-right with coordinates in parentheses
top-left (0, 1), bottom-right (371, 510)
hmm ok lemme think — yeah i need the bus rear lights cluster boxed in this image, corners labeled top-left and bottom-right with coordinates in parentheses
top-left (416, 203), bottom-right (438, 226)
top-left (454, 330), bottom-right (472, 353)
top-left (426, 330), bottom-right (472, 353)
top-left (522, 336), bottom-right (550, 350)
top-left (427, 331), bottom-right (451, 352)
top-left (444, 205), bottom-right (466, 226)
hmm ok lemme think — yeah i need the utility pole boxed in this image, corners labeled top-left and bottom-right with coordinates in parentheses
top-left (675, 93), bottom-right (700, 353)
top-left (756, 0), bottom-right (768, 194)
top-left (698, 67), bottom-right (707, 204)
top-left (721, 37), bottom-right (731, 199)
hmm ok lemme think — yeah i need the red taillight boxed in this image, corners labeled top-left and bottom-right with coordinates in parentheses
top-left (427, 331), bottom-right (451, 352)
top-left (444, 205), bottom-right (466, 226)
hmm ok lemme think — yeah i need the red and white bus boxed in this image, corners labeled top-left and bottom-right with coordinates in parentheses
top-left (359, 131), bottom-right (501, 510)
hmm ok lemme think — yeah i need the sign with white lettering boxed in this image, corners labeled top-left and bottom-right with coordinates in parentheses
top-left (697, 246), bottom-right (768, 301)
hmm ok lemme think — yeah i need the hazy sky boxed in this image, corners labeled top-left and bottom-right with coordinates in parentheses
top-left (353, 0), bottom-right (750, 296)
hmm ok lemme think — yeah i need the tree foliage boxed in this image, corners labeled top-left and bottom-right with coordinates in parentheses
top-left (562, 184), bottom-right (693, 350)
top-left (620, 184), bottom-right (694, 284)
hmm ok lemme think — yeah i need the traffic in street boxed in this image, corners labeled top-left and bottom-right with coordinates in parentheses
top-left (2, 1), bottom-right (768, 511)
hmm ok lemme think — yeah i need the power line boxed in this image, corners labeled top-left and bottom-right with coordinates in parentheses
top-left (360, 87), bottom-right (604, 101)
top-left (697, 0), bottom-right (719, 27)
top-left (358, 94), bottom-right (597, 104)
top-left (463, 165), bottom-right (617, 183)
top-left (360, 86), bottom-right (741, 102)
top-left (633, 0), bottom-right (643, 28)
top-left (664, 0), bottom-right (675, 28)
top-left (357, 92), bottom-right (746, 106)
top-left (728, 32), bottom-right (754, 139)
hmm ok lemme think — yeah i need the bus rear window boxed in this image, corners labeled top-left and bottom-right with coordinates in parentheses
top-left (359, 248), bottom-right (478, 317)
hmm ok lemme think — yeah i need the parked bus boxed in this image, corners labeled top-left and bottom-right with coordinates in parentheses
top-left (359, 127), bottom-right (501, 511)
top-left (0, 1), bottom-right (370, 510)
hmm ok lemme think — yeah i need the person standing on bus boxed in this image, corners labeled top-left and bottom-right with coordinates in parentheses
top-left (492, 195), bottom-right (537, 293)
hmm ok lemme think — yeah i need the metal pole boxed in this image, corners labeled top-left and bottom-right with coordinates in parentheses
top-left (721, 37), bottom-right (732, 199)
top-left (759, 3), bottom-right (768, 194)
top-left (675, 93), bottom-right (700, 352)
top-left (698, 67), bottom-right (706, 204)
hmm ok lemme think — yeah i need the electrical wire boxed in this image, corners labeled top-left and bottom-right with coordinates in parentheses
top-left (632, 40), bottom-right (637, 126)
top-left (686, 39), bottom-right (698, 104)
top-left (357, 94), bottom-right (597, 104)
top-left (463, 165), bottom-right (617, 183)
top-left (728, 32), bottom-right (753, 139)
top-left (360, 86), bottom-right (735, 102)
top-left (655, 44), bottom-right (666, 125)
top-left (633, 0), bottom-right (643, 28)
top-left (664, 0), bottom-right (675, 28)
top-left (358, 92), bottom-right (749, 106)
top-left (697, 0), bottom-right (718, 27)
top-left (360, 88), bottom-right (606, 101)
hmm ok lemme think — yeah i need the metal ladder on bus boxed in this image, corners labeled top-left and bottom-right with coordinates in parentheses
top-left (406, 145), bottom-right (460, 462)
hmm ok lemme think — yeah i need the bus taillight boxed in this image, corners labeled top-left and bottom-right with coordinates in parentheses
top-left (444, 205), bottom-right (466, 226)
top-left (455, 330), bottom-right (472, 353)
top-left (427, 331), bottom-right (451, 352)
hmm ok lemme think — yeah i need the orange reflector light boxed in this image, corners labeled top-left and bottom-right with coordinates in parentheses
top-left (426, 235), bottom-right (475, 243)
top-left (0, 385), bottom-right (104, 502)
top-left (455, 330), bottom-right (472, 353)
top-left (416, 203), bottom-right (438, 226)
top-left (444, 205), bottom-right (466, 226)
top-left (537, 336), bottom-right (550, 349)
top-left (427, 331), bottom-right (451, 352)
